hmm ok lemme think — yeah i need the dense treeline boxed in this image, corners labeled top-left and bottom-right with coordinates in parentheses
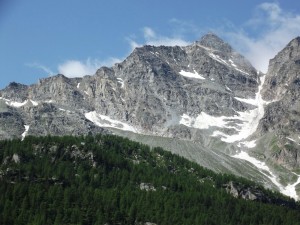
top-left (0, 134), bottom-right (299, 225)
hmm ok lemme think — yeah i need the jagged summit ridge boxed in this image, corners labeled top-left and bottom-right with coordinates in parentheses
top-left (0, 33), bottom-right (259, 139)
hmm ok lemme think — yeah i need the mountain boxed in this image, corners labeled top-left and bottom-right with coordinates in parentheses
top-left (1, 135), bottom-right (299, 224)
top-left (0, 33), bottom-right (259, 139)
top-left (0, 33), bottom-right (299, 200)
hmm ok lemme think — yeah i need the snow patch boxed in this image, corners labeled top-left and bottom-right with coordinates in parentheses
top-left (179, 70), bottom-right (205, 80)
top-left (21, 125), bottom-right (30, 141)
top-left (232, 151), bottom-right (283, 189)
top-left (234, 97), bottom-right (257, 106)
top-left (213, 75), bottom-right (267, 143)
top-left (180, 75), bottom-right (267, 143)
top-left (287, 137), bottom-right (297, 142)
top-left (58, 108), bottom-right (72, 113)
top-left (237, 140), bottom-right (257, 148)
top-left (209, 54), bottom-right (249, 75)
top-left (209, 53), bottom-right (229, 66)
top-left (77, 83), bottom-right (80, 88)
top-left (235, 68), bottom-right (250, 76)
top-left (225, 85), bottom-right (232, 92)
top-left (286, 137), bottom-right (300, 145)
top-left (8, 100), bottom-right (28, 107)
top-left (85, 111), bottom-right (137, 133)
top-left (284, 173), bottom-right (300, 200)
top-left (1, 98), bottom-right (39, 107)
top-left (229, 59), bottom-right (237, 67)
top-left (117, 78), bottom-right (125, 88)
top-left (195, 43), bottom-right (212, 51)
top-left (229, 59), bottom-right (250, 75)
top-left (232, 151), bottom-right (300, 200)
top-left (30, 100), bottom-right (38, 106)
top-left (180, 112), bottom-right (230, 129)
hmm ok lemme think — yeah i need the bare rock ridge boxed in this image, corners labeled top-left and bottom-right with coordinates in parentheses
top-left (0, 33), bottom-right (299, 198)
top-left (259, 37), bottom-right (300, 169)
top-left (0, 33), bottom-right (259, 140)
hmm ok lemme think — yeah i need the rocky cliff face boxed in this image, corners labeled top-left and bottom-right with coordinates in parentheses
top-left (1, 33), bottom-right (300, 199)
top-left (258, 37), bottom-right (300, 169)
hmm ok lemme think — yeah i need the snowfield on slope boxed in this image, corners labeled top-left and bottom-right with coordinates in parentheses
top-left (180, 74), bottom-right (267, 144)
top-left (0, 97), bottom-right (39, 107)
top-left (232, 151), bottom-right (300, 200)
top-left (179, 72), bottom-right (300, 199)
top-left (85, 111), bottom-right (137, 133)
top-left (179, 70), bottom-right (205, 80)
top-left (21, 125), bottom-right (30, 141)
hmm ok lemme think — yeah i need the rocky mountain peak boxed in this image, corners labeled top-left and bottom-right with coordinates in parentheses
top-left (196, 33), bottom-right (232, 53)
top-left (2, 82), bottom-right (28, 92)
top-left (268, 36), bottom-right (300, 67)
top-left (284, 36), bottom-right (300, 60)
top-left (288, 36), bottom-right (300, 48)
top-left (0, 82), bottom-right (28, 101)
top-left (262, 36), bottom-right (300, 101)
top-left (1, 35), bottom-right (300, 199)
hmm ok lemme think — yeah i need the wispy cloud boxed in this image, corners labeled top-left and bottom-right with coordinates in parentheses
top-left (57, 57), bottom-right (121, 78)
top-left (128, 26), bottom-right (190, 51)
top-left (223, 2), bottom-right (300, 72)
top-left (127, 3), bottom-right (300, 73)
top-left (25, 62), bottom-right (54, 76)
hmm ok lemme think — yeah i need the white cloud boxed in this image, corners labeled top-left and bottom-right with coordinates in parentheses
top-left (128, 39), bottom-right (141, 50)
top-left (25, 62), bottom-right (54, 76)
top-left (128, 26), bottom-right (190, 51)
top-left (143, 27), bottom-right (156, 39)
top-left (258, 3), bottom-right (282, 23)
top-left (57, 57), bottom-right (121, 78)
top-left (143, 26), bottom-right (190, 46)
top-left (224, 2), bottom-right (300, 73)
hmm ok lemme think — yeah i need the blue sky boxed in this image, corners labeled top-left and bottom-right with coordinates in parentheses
top-left (0, 0), bottom-right (300, 88)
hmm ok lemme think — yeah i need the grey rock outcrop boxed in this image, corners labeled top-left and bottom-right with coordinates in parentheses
top-left (224, 181), bottom-right (268, 201)
top-left (258, 37), bottom-right (300, 169)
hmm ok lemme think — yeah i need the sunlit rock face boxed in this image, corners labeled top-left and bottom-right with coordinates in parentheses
top-left (258, 37), bottom-right (300, 169)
